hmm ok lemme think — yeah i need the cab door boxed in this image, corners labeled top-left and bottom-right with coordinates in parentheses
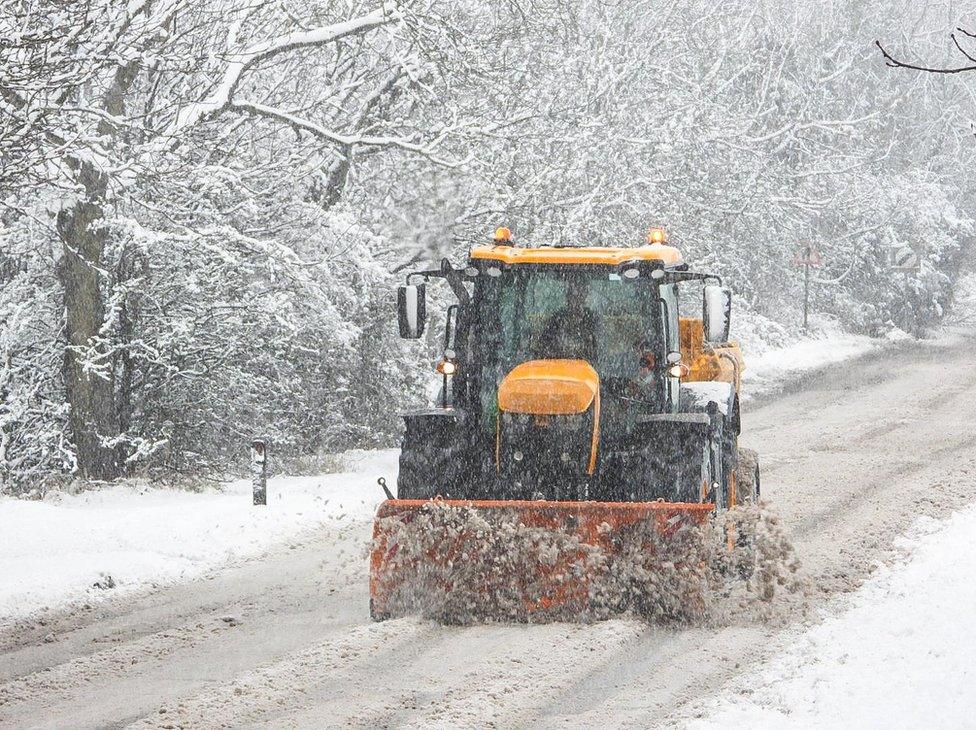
top-left (659, 283), bottom-right (680, 412)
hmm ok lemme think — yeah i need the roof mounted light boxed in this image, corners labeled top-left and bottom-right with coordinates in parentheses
top-left (622, 267), bottom-right (640, 279)
top-left (493, 227), bottom-right (513, 245)
top-left (650, 268), bottom-right (665, 279)
top-left (646, 227), bottom-right (668, 245)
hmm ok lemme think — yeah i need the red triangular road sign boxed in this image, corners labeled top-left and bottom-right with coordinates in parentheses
top-left (794, 242), bottom-right (822, 268)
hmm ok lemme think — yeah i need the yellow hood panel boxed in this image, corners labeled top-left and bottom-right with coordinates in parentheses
top-left (497, 359), bottom-right (599, 415)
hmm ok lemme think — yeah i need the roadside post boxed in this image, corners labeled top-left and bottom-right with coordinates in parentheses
top-left (251, 439), bottom-right (267, 506)
top-left (793, 242), bottom-right (823, 330)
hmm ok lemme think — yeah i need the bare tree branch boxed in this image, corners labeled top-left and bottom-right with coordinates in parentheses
top-left (876, 36), bottom-right (976, 74)
top-left (229, 99), bottom-right (463, 166)
top-left (164, 6), bottom-right (394, 137)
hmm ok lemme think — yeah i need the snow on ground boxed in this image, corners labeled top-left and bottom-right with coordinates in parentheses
top-left (685, 504), bottom-right (976, 729)
top-left (739, 315), bottom-right (876, 401)
top-left (0, 450), bottom-right (395, 626)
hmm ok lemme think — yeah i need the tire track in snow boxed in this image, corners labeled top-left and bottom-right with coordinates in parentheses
top-left (0, 617), bottom-right (240, 722)
top-left (274, 621), bottom-right (647, 729)
top-left (126, 619), bottom-right (437, 728)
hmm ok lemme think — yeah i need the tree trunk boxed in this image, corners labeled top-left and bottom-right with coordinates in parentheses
top-left (57, 165), bottom-right (120, 480)
top-left (54, 57), bottom-right (140, 481)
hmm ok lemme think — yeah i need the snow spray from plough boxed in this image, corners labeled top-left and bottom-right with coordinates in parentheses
top-left (371, 227), bottom-right (799, 623)
top-left (369, 498), bottom-right (800, 624)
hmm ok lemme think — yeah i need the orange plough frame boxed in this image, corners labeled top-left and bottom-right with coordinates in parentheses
top-left (369, 498), bottom-right (714, 619)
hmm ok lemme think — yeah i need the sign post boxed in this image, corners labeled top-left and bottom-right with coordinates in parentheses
top-left (251, 439), bottom-right (267, 506)
top-left (793, 242), bottom-right (822, 330)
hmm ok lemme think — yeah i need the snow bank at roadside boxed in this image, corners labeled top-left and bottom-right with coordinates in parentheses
top-left (0, 450), bottom-right (395, 625)
top-left (685, 504), bottom-right (976, 729)
top-left (734, 310), bottom-right (876, 401)
top-left (742, 328), bottom-right (875, 401)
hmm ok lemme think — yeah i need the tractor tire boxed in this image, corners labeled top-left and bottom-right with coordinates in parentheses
top-left (670, 432), bottom-right (714, 503)
top-left (398, 438), bottom-right (465, 500)
top-left (734, 447), bottom-right (760, 504)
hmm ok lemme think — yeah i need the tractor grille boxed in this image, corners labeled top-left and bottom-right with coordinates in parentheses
top-left (498, 411), bottom-right (593, 500)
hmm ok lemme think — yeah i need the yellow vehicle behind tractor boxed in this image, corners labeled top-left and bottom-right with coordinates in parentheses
top-left (370, 227), bottom-right (760, 620)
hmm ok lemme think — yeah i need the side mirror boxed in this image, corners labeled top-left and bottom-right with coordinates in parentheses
top-left (397, 283), bottom-right (426, 339)
top-left (703, 285), bottom-right (732, 344)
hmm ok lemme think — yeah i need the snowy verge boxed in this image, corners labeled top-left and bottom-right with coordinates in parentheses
top-left (683, 504), bottom-right (976, 728)
top-left (741, 329), bottom-right (876, 402)
top-left (0, 450), bottom-right (395, 626)
top-left (736, 314), bottom-right (877, 402)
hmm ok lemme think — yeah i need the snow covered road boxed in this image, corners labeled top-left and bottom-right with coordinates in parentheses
top-left (3, 332), bottom-right (976, 728)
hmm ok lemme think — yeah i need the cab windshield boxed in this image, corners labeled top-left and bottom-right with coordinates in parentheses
top-left (494, 270), bottom-right (657, 374)
top-left (468, 268), bottom-right (664, 430)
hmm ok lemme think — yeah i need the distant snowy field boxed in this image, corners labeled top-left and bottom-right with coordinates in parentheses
top-left (0, 450), bottom-right (394, 625)
top-left (686, 504), bottom-right (976, 729)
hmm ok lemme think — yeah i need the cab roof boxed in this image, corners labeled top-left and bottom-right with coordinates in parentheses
top-left (469, 244), bottom-right (683, 267)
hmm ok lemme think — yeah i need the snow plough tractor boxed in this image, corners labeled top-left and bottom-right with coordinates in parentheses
top-left (370, 227), bottom-right (761, 621)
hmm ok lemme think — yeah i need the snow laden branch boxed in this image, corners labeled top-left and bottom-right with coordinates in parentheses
top-left (230, 101), bottom-right (461, 167)
top-left (163, 6), bottom-right (395, 138)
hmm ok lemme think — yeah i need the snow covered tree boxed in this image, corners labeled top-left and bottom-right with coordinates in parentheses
top-left (1, 0), bottom-right (974, 492)
top-left (1, 0), bottom-right (467, 482)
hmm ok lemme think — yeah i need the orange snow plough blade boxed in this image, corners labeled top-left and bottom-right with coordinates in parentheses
top-left (368, 498), bottom-right (714, 622)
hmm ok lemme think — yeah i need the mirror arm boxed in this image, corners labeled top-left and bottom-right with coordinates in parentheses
top-left (444, 303), bottom-right (459, 351)
top-left (659, 296), bottom-right (672, 343)
top-left (406, 269), bottom-right (441, 285)
top-left (441, 258), bottom-right (471, 305)
top-left (404, 261), bottom-right (471, 306)
top-left (661, 271), bottom-right (723, 287)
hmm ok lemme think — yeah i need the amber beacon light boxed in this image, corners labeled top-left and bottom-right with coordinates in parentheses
top-left (646, 227), bottom-right (668, 245)
top-left (493, 227), bottom-right (513, 244)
